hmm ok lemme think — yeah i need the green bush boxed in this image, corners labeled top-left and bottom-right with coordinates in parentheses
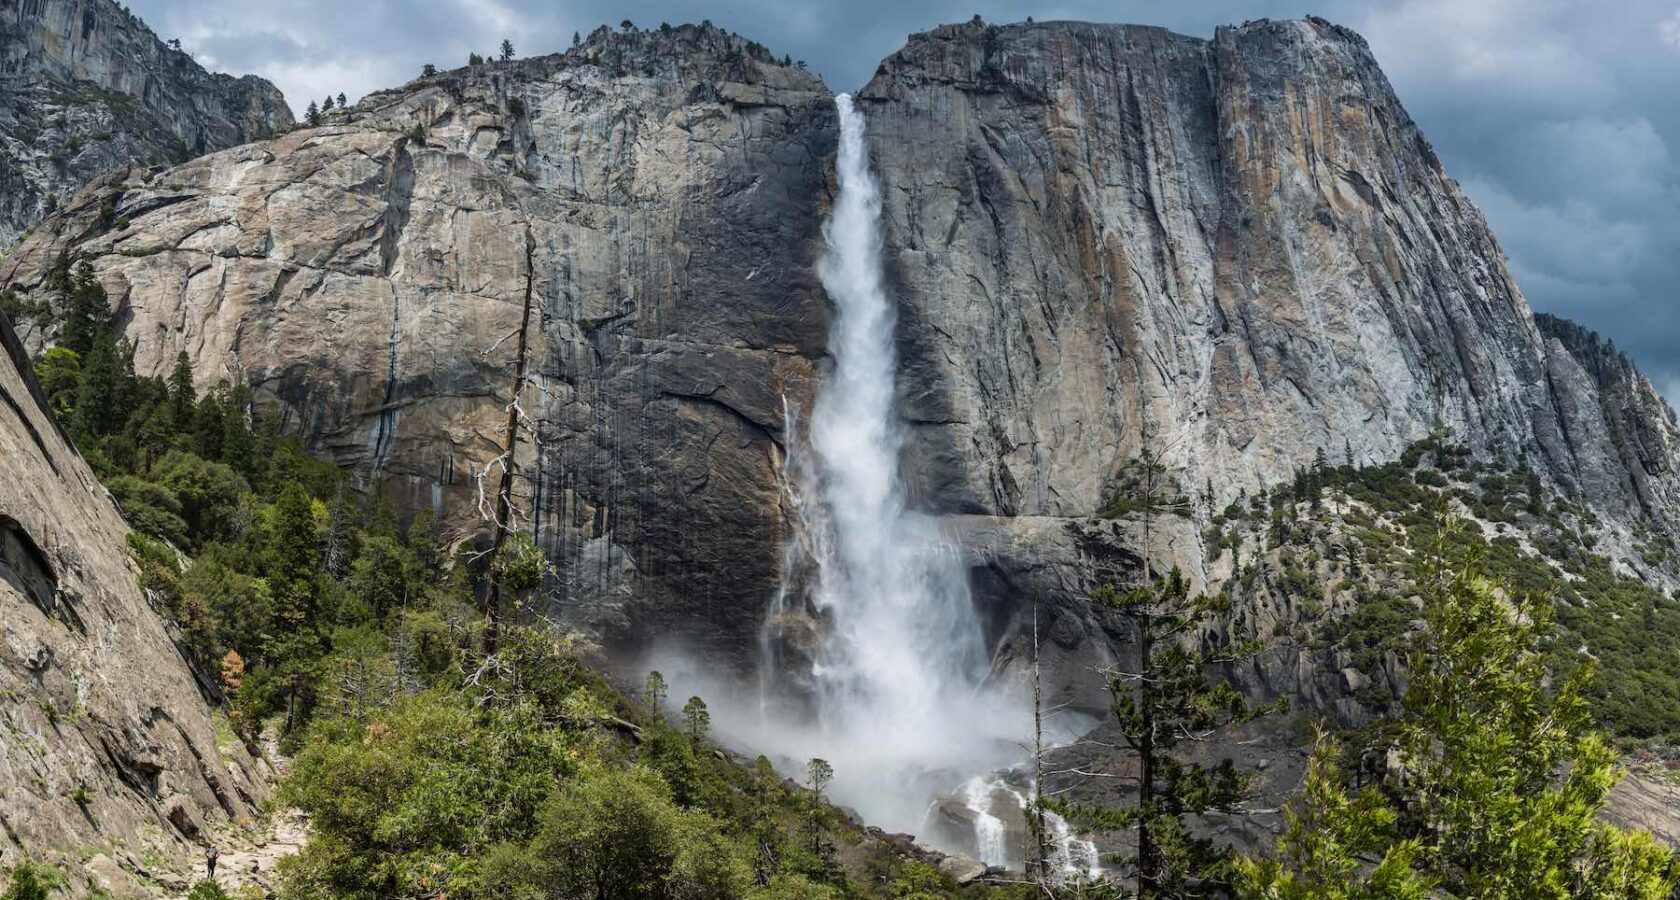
top-left (187, 880), bottom-right (232, 900)
top-left (2, 862), bottom-right (61, 900)
top-left (476, 766), bottom-right (752, 900)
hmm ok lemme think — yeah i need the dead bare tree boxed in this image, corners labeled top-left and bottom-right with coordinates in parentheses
top-left (477, 222), bottom-right (539, 654)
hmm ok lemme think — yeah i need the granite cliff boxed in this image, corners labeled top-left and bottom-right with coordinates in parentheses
top-left (0, 313), bottom-right (269, 892)
top-left (1, 23), bottom-right (835, 671)
top-left (0, 0), bottom-right (293, 248)
top-left (855, 17), bottom-right (1680, 701)
top-left (2, 17), bottom-right (1677, 717)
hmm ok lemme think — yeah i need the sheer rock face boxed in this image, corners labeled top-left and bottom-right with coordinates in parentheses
top-left (863, 17), bottom-right (1680, 531)
top-left (854, 18), bottom-right (1680, 694)
top-left (0, 314), bottom-right (268, 890)
top-left (1534, 313), bottom-right (1680, 525)
top-left (3, 19), bottom-right (1679, 692)
top-left (1, 25), bottom-right (836, 662)
top-left (0, 0), bottom-right (292, 247)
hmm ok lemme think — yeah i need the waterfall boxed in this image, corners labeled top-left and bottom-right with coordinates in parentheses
top-left (807, 93), bottom-right (987, 738)
top-left (958, 774), bottom-right (1103, 878)
top-left (961, 778), bottom-right (1010, 867)
top-left (1046, 808), bottom-right (1103, 878)
top-left (755, 94), bottom-right (1029, 840)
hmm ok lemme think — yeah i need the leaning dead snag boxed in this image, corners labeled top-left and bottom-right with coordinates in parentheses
top-left (479, 220), bottom-right (538, 654)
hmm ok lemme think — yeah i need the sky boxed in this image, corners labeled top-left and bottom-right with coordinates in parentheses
top-left (123, 0), bottom-right (1680, 402)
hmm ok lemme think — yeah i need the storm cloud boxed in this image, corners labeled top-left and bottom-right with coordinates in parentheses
top-left (123, 0), bottom-right (1680, 400)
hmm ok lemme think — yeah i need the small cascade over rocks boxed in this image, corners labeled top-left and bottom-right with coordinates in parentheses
top-left (947, 773), bottom-right (1102, 878)
top-left (960, 778), bottom-right (1011, 867)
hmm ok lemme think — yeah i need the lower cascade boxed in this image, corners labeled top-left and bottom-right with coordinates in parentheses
top-left (956, 775), bottom-right (1103, 876)
top-left (747, 92), bottom-right (1098, 872)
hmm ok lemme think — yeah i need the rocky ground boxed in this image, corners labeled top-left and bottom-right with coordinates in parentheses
top-left (158, 732), bottom-right (306, 900)
top-left (0, 314), bottom-right (270, 897)
top-left (161, 808), bottom-right (307, 899)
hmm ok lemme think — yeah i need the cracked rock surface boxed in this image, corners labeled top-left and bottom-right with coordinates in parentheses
top-left (0, 314), bottom-right (269, 895)
top-left (0, 0), bottom-right (292, 248)
top-left (3, 24), bottom-right (835, 667)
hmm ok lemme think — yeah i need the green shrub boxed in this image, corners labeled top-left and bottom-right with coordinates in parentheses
top-left (2, 862), bottom-right (61, 900)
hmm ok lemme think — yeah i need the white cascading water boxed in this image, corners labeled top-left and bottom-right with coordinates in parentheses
top-left (807, 94), bottom-right (990, 734)
top-left (959, 774), bottom-right (1103, 877)
top-left (744, 95), bottom-right (1101, 878)
top-left (753, 93), bottom-right (1029, 840)
top-left (961, 778), bottom-right (1011, 866)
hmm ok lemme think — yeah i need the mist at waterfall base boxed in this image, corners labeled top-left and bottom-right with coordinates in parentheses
top-left (644, 95), bottom-right (1098, 874)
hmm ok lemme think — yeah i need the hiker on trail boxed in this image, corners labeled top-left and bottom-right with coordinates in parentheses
top-left (206, 845), bottom-right (220, 879)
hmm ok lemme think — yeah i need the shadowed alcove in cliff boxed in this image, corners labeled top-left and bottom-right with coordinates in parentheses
top-left (0, 513), bottom-right (57, 616)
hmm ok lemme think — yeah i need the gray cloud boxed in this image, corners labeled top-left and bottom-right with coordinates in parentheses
top-left (123, 0), bottom-right (1680, 401)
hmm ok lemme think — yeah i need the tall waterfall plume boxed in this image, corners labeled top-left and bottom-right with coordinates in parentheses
top-left (759, 93), bottom-right (1027, 841)
top-left (626, 92), bottom-right (1099, 873)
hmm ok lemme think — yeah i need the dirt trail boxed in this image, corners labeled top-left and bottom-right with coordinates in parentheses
top-left (165, 732), bottom-right (308, 898)
top-left (174, 806), bottom-right (308, 897)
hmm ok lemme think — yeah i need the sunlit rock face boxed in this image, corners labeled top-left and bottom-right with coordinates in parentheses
top-left (855, 17), bottom-right (1680, 700)
top-left (0, 0), bottom-right (293, 247)
top-left (865, 16), bottom-right (1680, 536)
top-left (4, 17), bottom-right (1678, 704)
top-left (2, 24), bottom-right (837, 665)
top-left (0, 314), bottom-right (269, 893)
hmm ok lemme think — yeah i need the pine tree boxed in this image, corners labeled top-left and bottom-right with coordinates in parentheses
top-left (1236, 518), bottom-right (1679, 898)
top-left (1232, 731), bottom-right (1432, 898)
top-left (405, 506), bottom-right (441, 571)
top-left (500, 38), bottom-right (514, 60)
top-left (219, 382), bottom-right (254, 474)
top-left (192, 382), bottom-right (227, 461)
top-left (572, 31), bottom-right (581, 47)
top-left (366, 492), bottom-right (398, 539)
top-left (322, 487), bottom-right (361, 580)
top-left (271, 481), bottom-right (321, 609)
top-left (1398, 524), bottom-right (1671, 896)
top-left (682, 695), bottom-right (709, 742)
top-left (748, 756), bottom-right (783, 885)
top-left (72, 333), bottom-right (133, 439)
top-left (804, 757), bottom-right (834, 857)
top-left (336, 92), bottom-right (346, 108)
top-left (1053, 430), bottom-right (1277, 898)
top-left (643, 670), bottom-right (668, 710)
top-left (467, 52), bottom-right (483, 66)
top-left (59, 260), bottom-right (108, 355)
top-left (305, 100), bottom-right (320, 126)
top-left (167, 351), bottom-right (195, 431)
top-left (33, 347), bottom-right (81, 419)
top-left (421, 63), bottom-right (437, 77)
top-left (270, 481), bottom-right (325, 733)
top-left (806, 758), bottom-right (832, 796)
top-left (322, 95), bottom-right (334, 111)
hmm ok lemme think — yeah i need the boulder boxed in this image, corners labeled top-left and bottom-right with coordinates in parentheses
top-left (937, 854), bottom-right (989, 885)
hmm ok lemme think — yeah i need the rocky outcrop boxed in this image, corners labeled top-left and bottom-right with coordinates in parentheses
top-left (0, 312), bottom-right (268, 893)
top-left (1, 23), bottom-right (834, 665)
top-left (1534, 313), bottom-right (1680, 527)
top-left (2, 17), bottom-right (1677, 699)
top-left (854, 18), bottom-right (1680, 694)
top-left (0, 0), bottom-right (292, 248)
top-left (863, 17), bottom-right (1680, 532)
